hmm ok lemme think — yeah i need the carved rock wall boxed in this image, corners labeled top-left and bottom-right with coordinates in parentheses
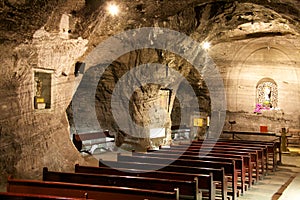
top-left (210, 35), bottom-right (300, 132)
top-left (0, 0), bottom-right (300, 189)
top-left (0, 27), bottom-right (89, 188)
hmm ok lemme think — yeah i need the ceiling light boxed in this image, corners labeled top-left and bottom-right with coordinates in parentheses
top-left (202, 41), bottom-right (211, 50)
top-left (107, 3), bottom-right (119, 16)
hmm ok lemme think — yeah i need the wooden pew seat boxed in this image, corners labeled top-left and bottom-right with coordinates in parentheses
top-left (7, 176), bottom-right (179, 200)
top-left (42, 167), bottom-right (199, 200)
top-left (0, 192), bottom-right (86, 200)
top-left (74, 164), bottom-right (215, 200)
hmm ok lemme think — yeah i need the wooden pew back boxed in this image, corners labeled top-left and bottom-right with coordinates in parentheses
top-left (7, 176), bottom-right (179, 200)
top-left (74, 164), bottom-right (214, 200)
top-left (0, 192), bottom-right (86, 200)
top-left (98, 160), bottom-right (228, 200)
top-left (42, 167), bottom-right (199, 200)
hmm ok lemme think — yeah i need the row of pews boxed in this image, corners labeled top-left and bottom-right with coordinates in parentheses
top-left (125, 139), bottom-right (280, 199)
top-left (2, 170), bottom-right (179, 200)
top-left (99, 139), bottom-right (280, 200)
top-left (1, 138), bottom-right (280, 200)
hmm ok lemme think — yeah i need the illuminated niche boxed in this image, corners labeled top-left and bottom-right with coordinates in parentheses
top-left (254, 78), bottom-right (278, 113)
top-left (34, 71), bottom-right (52, 109)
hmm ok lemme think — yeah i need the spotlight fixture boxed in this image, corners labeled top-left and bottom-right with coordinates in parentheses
top-left (202, 41), bottom-right (211, 50)
top-left (107, 3), bottom-right (119, 16)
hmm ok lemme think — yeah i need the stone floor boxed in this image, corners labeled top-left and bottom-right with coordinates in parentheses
top-left (278, 171), bottom-right (300, 200)
top-left (238, 149), bottom-right (300, 200)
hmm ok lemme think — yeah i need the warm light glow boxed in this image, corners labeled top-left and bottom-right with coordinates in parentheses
top-left (107, 3), bottom-right (119, 16)
top-left (202, 41), bottom-right (211, 50)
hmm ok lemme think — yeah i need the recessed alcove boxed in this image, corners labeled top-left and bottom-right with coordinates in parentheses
top-left (33, 71), bottom-right (52, 110)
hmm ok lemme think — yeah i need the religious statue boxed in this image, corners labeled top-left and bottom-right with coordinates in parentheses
top-left (35, 77), bottom-right (43, 97)
top-left (36, 80), bottom-right (42, 97)
top-left (34, 77), bottom-right (45, 109)
top-left (263, 86), bottom-right (271, 107)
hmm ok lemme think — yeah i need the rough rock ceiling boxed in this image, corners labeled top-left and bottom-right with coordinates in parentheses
top-left (1, 0), bottom-right (299, 47)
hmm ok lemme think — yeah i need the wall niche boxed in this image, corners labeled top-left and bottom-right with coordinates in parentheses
top-left (34, 71), bottom-right (52, 110)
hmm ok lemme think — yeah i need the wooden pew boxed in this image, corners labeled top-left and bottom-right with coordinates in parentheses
top-left (190, 140), bottom-right (270, 174)
top-left (42, 167), bottom-right (199, 200)
top-left (97, 161), bottom-right (228, 200)
top-left (133, 151), bottom-right (248, 194)
top-left (116, 154), bottom-right (238, 200)
top-left (7, 176), bottom-right (179, 200)
top-left (164, 144), bottom-right (262, 182)
top-left (215, 139), bottom-right (279, 171)
top-left (192, 151), bottom-right (253, 189)
top-left (190, 139), bottom-right (268, 170)
top-left (157, 145), bottom-right (259, 184)
top-left (74, 164), bottom-right (215, 200)
top-left (222, 131), bottom-right (282, 165)
top-left (72, 130), bottom-right (114, 154)
top-left (0, 192), bottom-right (86, 200)
top-left (184, 142), bottom-right (266, 178)
top-left (144, 149), bottom-right (253, 189)
top-left (188, 142), bottom-right (266, 179)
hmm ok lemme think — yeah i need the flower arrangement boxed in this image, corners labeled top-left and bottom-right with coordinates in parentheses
top-left (254, 103), bottom-right (271, 114)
